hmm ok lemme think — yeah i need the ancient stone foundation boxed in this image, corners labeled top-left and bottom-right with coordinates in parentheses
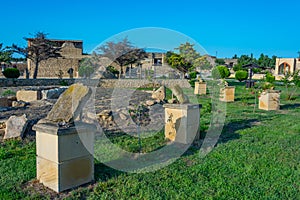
top-left (163, 104), bottom-right (201, 144)
top-left (34, 123), bottom-right (95, 192)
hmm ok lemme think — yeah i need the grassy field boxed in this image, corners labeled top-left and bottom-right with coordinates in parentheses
top-left (1, 80), bottom-right (300, 199)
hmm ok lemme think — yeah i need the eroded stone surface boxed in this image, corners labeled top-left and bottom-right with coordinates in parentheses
top-left (169, 85), bottom-right (189, 104)
top-left (4, 114), bottom-right (28, 140)
top-left (46, 83), bottom-right (91, 123)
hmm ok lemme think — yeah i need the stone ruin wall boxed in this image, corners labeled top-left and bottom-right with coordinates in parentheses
top-left (28, 58), bottom-right (80, 78)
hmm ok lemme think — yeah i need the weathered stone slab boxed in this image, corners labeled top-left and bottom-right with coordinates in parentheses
top-left (16, 90), bottom-right (42, 102)
top-left (152, 86), bottom-right (166, 101)
top-left (219, 86), bottom-right (235, 102)
top-left (194, 82), bottom-right (207, 95)
top-left (46, 83), bottom-right (92, 123)
top-left (4, 114), bottom-right (28, 140)
top-left (259, 90), bottom-right (280, 111)
top-left (169, 85), bottom-right (189, 104)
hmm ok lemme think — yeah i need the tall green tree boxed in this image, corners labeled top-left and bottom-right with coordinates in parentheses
top-left (11, 32), bottom-right (61, 79)
top-left (0, 43), bottom-right (13, 64)
top-left (172, 42), bottom-right (210, 71)
top-left (96, 37), bottom-right (147, 78)
top-left (166, 52), bottom-right (192, 73)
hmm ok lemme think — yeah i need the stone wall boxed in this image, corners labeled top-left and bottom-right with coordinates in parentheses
top-left (0, 78), bottom-right (191, 88)
top-left (28, 58), bottom-right (80, 78)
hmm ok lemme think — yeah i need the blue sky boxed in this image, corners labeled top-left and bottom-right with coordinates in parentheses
top-left (1, 0), bottom-right (300, 58)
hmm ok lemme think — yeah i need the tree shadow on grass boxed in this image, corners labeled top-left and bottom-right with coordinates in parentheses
top-left (94, 161), bottom-right (124, 182)
top-left (280, 103), bottom-right (300, 110)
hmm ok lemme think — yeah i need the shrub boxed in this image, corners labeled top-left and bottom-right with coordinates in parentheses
top-left (212, 65), bottom-right (230, 79)
top-left (233, 64), bottom-right (243, 72)
top-left (1, 89), bottom-right (16, 96)
top-left (2, 68), bottom-right (20, 78)
top-left (189, 71), bottom-right (198, 79)
top-left (235, 70), bottom-right (248, 82)
top-left (265, 72), bottom-right (275, 83)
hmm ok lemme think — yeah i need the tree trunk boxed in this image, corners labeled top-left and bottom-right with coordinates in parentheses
top-left (119, 65), bottom-right (124, 79)
top-left (33, 61), bottom-right (39, 79)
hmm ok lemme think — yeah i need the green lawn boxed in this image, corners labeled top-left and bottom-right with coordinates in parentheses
top-left (1, 81), bottom-right (300, 199)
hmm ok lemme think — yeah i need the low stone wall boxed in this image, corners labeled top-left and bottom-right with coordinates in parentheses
top-left (0, 78), bottom-right (191, 88)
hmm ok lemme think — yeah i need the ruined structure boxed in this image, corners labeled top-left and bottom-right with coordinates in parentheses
top-left (274, 58), bottom-right (300, 76)
top-left (27, 39), bottom-right (87, 78)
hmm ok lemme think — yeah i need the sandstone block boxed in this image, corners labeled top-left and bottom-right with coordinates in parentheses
top-left (219, 86), bottom-right (235, 102)
top-left (16, 90), bottom-right (42, 102)
top-left (259, 90), bottom-right (280, 111)
top-left (34, 122), bottom-right (95, 192)
top-left (194, 82), bottom-right (207, 95)
top-left (163, 104), bottom-right (201, 144)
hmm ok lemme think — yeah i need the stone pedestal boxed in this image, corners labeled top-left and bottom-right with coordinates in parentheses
top-left (33, 122), bottom-right (95, 192)
top-left (259, 90), bottom-right (280, 111)
top-left (194, 82), bottom-right (207, 95)
top-left (220, 86), bottom-right (235, 102)
top-left (163, 104), bottom-right (201, 144)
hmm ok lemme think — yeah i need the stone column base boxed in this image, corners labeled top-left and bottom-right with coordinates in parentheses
top-left (33, 122), bottom-right (95, 192)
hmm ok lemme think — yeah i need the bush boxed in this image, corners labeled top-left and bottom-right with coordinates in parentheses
top-left (2, 68), bottom-right (20, 78)
top-left (212, 65), bottom-right (230, 79)
top-left (265, 72), bottom-right (275, 83)
top-left (235, 70), bottom-right (248, 82)
top-left (1, 89), bottom-right (16, 97)
top-left (233, 64), bottom-right (243, 72)
top-left (189, 71), bottom-right (198, 79)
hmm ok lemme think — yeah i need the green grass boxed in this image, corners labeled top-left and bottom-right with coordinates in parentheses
top-left (1, 83), bottom-right (300, 199)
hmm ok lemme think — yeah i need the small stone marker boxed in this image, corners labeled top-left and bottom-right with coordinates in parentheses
top-left (4, 114), bottom-right (28, 140)
top-left (152, 86), bottom-right (166, 101)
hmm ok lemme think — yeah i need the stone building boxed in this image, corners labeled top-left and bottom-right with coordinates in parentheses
top-left (274, 58), bottom-right (300, 75)
top-left (27, 39), bottom-right (87, 78)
